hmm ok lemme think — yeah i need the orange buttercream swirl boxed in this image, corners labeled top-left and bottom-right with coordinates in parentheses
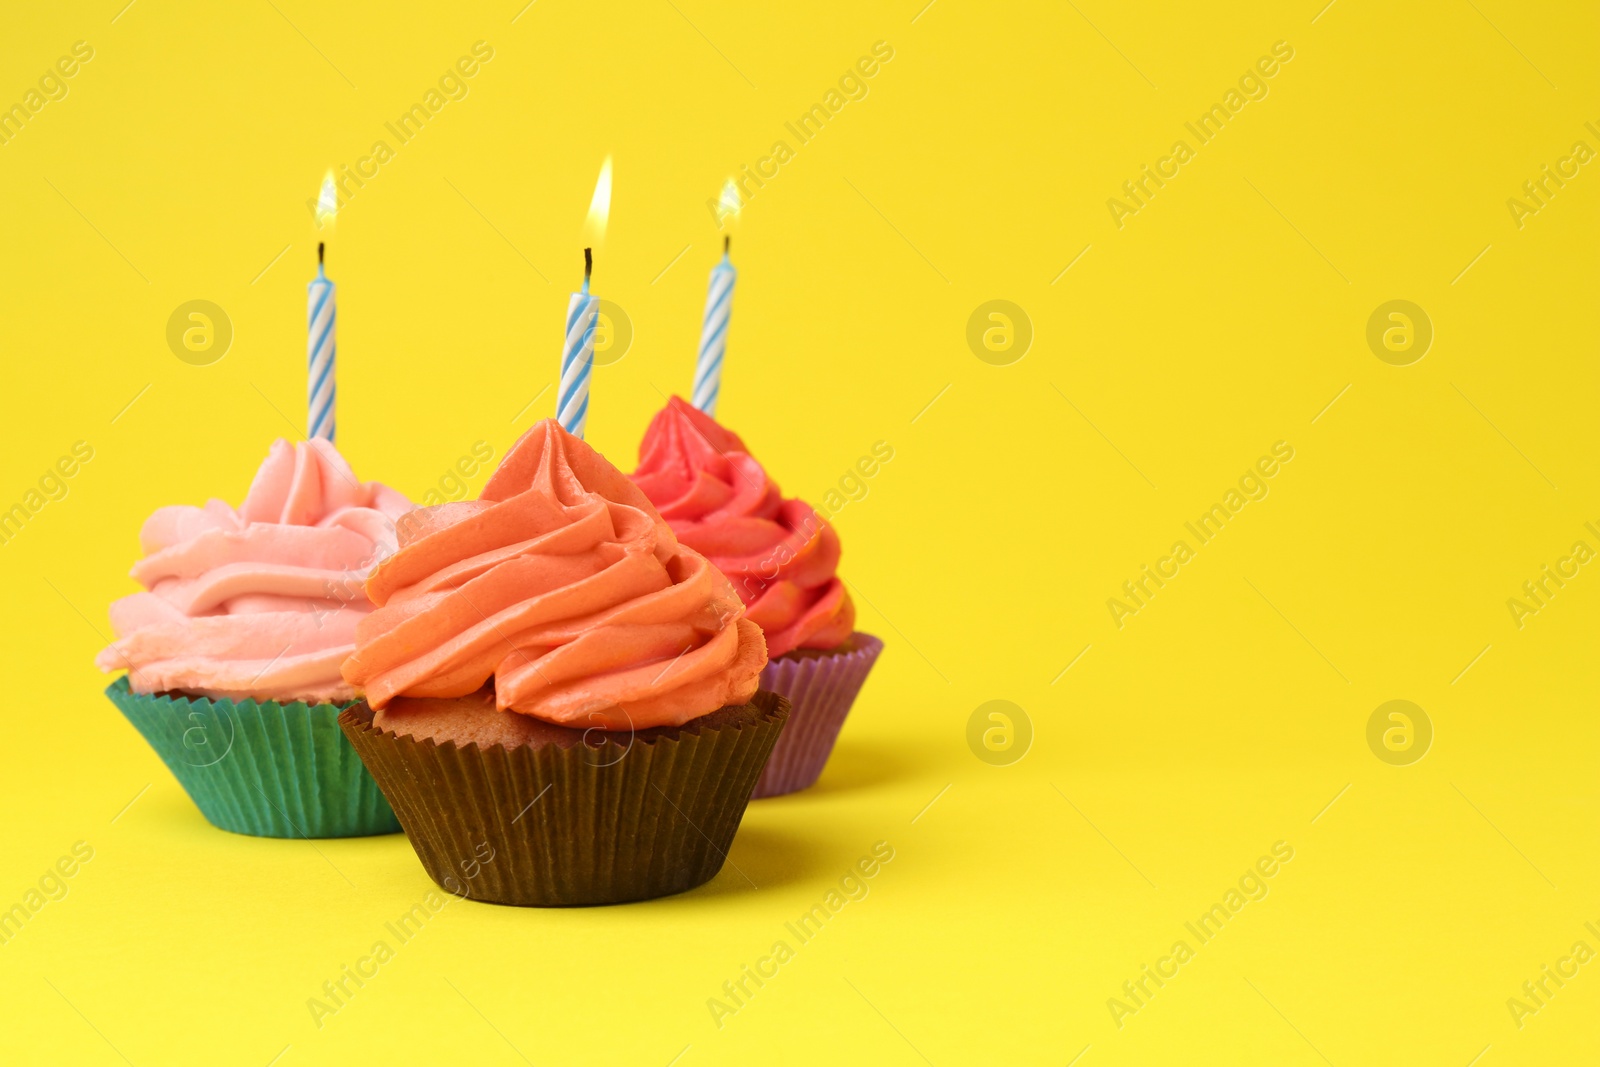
top-left (342, 420), bottom-right (766, 730)
top-left (630, 397), bottom-right (854, 658)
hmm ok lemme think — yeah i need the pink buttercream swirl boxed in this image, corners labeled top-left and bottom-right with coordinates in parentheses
top-left (95, 439), bottom-right (412, 703)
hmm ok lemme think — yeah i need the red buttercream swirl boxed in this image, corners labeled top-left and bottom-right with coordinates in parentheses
top-left (629, 397), bottom-right (854, 658)
top-left (342, 420), bottom-right (766, 730)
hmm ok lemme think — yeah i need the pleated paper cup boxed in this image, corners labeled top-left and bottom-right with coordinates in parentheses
top-left (105, 677), bottom-right (401, 839)
top-left (338, 691), bottom-right (790, 907)
top-left (752, 632), bottom-right (883, 799)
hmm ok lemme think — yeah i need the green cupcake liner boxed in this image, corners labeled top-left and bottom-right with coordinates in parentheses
top-left (105, 677), bottom-right (401, 839)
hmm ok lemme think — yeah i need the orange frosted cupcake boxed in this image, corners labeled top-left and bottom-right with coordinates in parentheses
top-left (630, 397), bottom-right (882, 797)
top-left (337, 420), bottom-right (784, 906)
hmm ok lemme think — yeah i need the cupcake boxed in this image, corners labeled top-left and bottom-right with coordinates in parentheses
top-left (97, 438), bottom-right (411, 838)
top-left (630, 397), bottom-right (883, 797)
top-left (338, 419), bottom-right (783, 906)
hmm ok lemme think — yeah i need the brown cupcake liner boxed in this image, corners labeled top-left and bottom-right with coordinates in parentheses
top-left (338, 691), bottom-right (789, 906)
top-left (752, 633), bottom-right (883, 798)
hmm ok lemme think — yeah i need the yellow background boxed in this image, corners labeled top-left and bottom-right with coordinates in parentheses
top-left (2, 0), bottom-right (1597, 1063)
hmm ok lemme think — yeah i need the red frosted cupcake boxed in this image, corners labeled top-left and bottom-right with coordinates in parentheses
top-left (338, 420), bottom-right (784, 905)
top-left (630, 397), bottom-right (883, 797)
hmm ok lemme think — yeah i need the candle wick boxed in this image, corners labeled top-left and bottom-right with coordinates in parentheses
top-left (583, 246), bottom-right (593, 283)
top-left (318, 242), bottom-right (325, 266)
top-left (724, 235), bottom-right (730, 255)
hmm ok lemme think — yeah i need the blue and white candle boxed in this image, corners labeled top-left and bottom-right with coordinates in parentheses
top-left (558, 248), bottom-right (598, 438)
top-left (307, 241), bottom-right (337, 442)
top-left (692, 236), bottom-right (736, 416)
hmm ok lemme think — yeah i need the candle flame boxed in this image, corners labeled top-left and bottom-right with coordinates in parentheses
top-left (717, 178), bottom-right (741, 227)
top-left (583, 156), bottom-right (613, 245)
top-left (315, 171), bottom-right (337, 229)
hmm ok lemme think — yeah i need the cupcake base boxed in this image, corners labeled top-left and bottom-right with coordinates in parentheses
top-left (105, 678), bottom-right (401, 839)
top-left (752, 632), bottom-right (883, 799)
top-left (338, 690), bottom-right (789, 906)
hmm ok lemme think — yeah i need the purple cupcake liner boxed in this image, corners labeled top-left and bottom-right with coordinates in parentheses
top-left (752, 632), bottom-right (883, 798)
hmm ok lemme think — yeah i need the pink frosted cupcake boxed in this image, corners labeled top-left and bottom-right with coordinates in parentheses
top-left (630, 397), bottom-right (883, 797)
top-left (97, 439), bottom-right (412, 837)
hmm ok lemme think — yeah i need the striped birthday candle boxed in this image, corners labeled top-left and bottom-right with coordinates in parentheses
top-left (307, 242), bottom-right (336, 442)
top-left (558, 248), bottom-right (599, 438)
top-left (692, 237), bottom-right (736, 416)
